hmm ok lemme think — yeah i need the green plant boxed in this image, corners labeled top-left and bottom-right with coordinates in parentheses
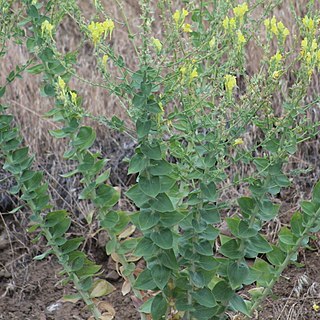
top-left (1, 1), bottom-right (320, 319)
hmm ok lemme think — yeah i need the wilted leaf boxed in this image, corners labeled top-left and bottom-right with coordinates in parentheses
top-left (60, 294), bottom-right (82, 304)
top-left (90, 279), bottom-right (116, 298)
top-left (118, 225), bottom-right (136, 240)
top-left (121, 279), bottom-right (131, 296)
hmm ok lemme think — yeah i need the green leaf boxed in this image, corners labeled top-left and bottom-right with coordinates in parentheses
top-left (150, 228), bottom-right (173, 249)
top-left (33, 249), bottom-right (52, 260)
top-left (229, 294), bottom-right (250, 316)
top-left (72, 126), bottom-right (96, 150)
top-left (149, 160), bottom-right (173, 176)
top-left (246, 234), bottom-right (272, 254)
top-left (139, 297), bottom-right (154, 313)
top-left (227, 262), bottom-right (249, 289)
top-left (158, 249), bottom-right (178, 270)
top-left (51, 217), bottom-right (71, 238)
top-left (45, 210), bottom-right (68, 227)
top-left (200, 225), bottom-right (219, 241)
top-left (136, 119), bottom-right (151, 138)
top-left (290, 212), bottom-right (304, 237)
top-left (266, 245), bottom-right (286, 266)
top-left (200, 182), bottom-right (217, 202)
top-left (197, 256), bottom-right (219, 271)
top-left (151, 264), bottom-right (171, 289)
top-left (160, 211), bottom-right (185, 227)
top-left (220, 239), bottom-right (244, 259)
top-left (151, 294), bottom-right (167, 320)
top-left (141, 142), bottom-right (162, 160)
top-left (192, 287), bottom-right (216, 308)
top-left (43, 84), bottom-right (56, 97)
top-left (190, 270), bottom-right (206, 288)
top-left (76, 262), bottom-right (101, 278)
top-left (128, 153), bottom-right (148, 174)
top-left (134, 237), bottom-right (158, 257)
top-left (93, 185), bottom-right (119, 208)
top-left (95, 169), bottom-right (111, 185)
top-left (312, 181), bottom-right (320, 204)
top-left (139, 175), bottom-right (160, 197)
top-left (279, 227), bottom-right (297, 246)
top-left (11, 147), bottom-right (29, 164)
top-left (0, 86), bottom-right (6, 98)
top-left (60, 237), bottom-right (84, 254)
top-left (126, 184), bottom-right (150, 207)
top-left (200, 206), bottom-right (221, 224)
top-left (212, 280), bottom-right (234, 301)
top-left (139, 209), bottom-right (160, 230)
top-left (194, 240), bottom-right (213, 256)
top-left (159, 175), bottom-right (176, 192)
top-left (238, 197), bottom-right (255, 217)
top-left (26, 64), bottom-right (45, 75)
top-left (134, 269), bottom-right (157, 290)
top-left (150, 193), bottom-right (175, 212)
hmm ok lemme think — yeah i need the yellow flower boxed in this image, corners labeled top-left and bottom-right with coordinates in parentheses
top-left (237, 30), bottom-right (246, 45)
top-left (102, 19), bottom-right (115, 38)
top-left (180, 66), bottom-right (187, 75)
top-left (88, 19), bottom-right (114, 45)
top-left (58, 77), bottom-right (66, 92)
top-left (151, 37), bottom-right (162, 52)
top-left (233, 3), bottom-right (249, 20)
top-left (70, 91), bottom-right (77, 104)
top-left (272, 70), bottom-right (281, 79)
top-left (303, 16), bottom-right (315, 34)
top-left (209, 36), bottom-right (215, 48)
top-left (225, 74), bottom-right (237, 94)
top-left (173, 10), bottom-right (181, 24)
top-left (41, 20), bottom-right (54, 39)
top-left (301, 38), bottom-right (308, 56)
top-left (182, 23), bottom-right (192, 33)
top-left (223, 16), bottom-right (236, 32)
top-left (313, 304), bottom-right (320, 312)
top-left (182, 9), bottom-right (189, 18)
top-left (311, 39), bottom-right (318, 51)
top-left (270, 17), bottom-right (278, 35)
top-left (223, 16), bottom-right (230, 30)
top-left (272, 51), bottom-right (283, 63)
top-left (233, 138), bottom-right (244, 146)
top-left (190, 68), bottom-right (198, 80)
top-left (102, 54), bottom-right (109, 65)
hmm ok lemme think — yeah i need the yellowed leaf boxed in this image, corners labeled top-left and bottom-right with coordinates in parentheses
top-left (118, 225), bottom-right (136, 240)
top-left (60, 294), bottom-right (81, 304)
top-left (111, 252), bottom-right (121, 263)
top-left (121, 279), bottom-right (131, 296)
top-left (90, 279), bottom-right (116, 298)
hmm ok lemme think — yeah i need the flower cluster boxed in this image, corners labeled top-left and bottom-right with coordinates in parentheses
top-left (180, 61), bottom-right (198, 85)
top-left (88, 19), bottom-right (114, 45)
top-left (302, 16), bottom-right (316, 35)
top-left (270, 51), bottom-right (283, 79)
top-left (41, 20), bottom-right (54, 40)
top-left (264, 17), bottom-right (289, 43)
top-left (56, 77), bottom-right (78, 106)
top-left (225, 74), bottom-right (237, 96)
top-left (223, 3), bottom-right (248, 49)
top-left (223, 16), bottom-right (236, 32)
top-left (300, 37), bottom-right (320, 77)
top-left (151, 37), bottom-right (162, 52)
top-left (173, 8), bottom-right (192, 33)
top-left (233, 2), bottom-right (249, 22)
